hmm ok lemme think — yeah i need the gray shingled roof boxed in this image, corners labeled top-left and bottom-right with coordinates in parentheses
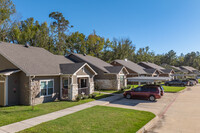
top-left (60, 63), bottom-right (85, 75)
top-left (139, 62), bottom-right (165, 70)
top-left (161, 69), bottom-right (173, 73)
top-left (180, 66), bottom-right (198, 73)
top-left (0, 42), bottom-right (74, 76)
top-left (139, 62), bottom-right (174, 74)
top-left (60, 63), bottom-right (97, 75)
top-left (69, 53), bottom-right (113, 73)
top-left (143, 68), bottom-right (157, 74)
top-left (104, 66), bottom-right (124, 74)
top-left (171, 66), bottom-right (182, 71)
top-left (113, 60), bottom-right (147, 74)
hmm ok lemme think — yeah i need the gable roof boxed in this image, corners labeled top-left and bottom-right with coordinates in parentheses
top-left (60, 63), bottom-right (97, 75)
top-left (112, 60), bottom-right (147, 75)
top-left (180, 66), bottom-right (198, 73)
top-left (139, 62), bottom-right (165, 70)
top-left (139, 62), bottom-right (174, 74)
top-left (0, 42), bottom-right (75, 76)
top-left (69, 53), bottom-right (114, 73)
top-left (144, 68), bottom-right (158, 74)
top-left (161, 69), bottom-right (174, 74)
top-left (104, 66), bottom-right (129, 74)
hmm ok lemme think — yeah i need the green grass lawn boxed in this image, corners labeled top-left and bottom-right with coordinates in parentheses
top-left (20, 106), bottom-right (155, 133)
top-left (98, 84), bottom-right (186, 93)
top-left (163, 86), bottom-right (186, 92)
top-left (198, 79), bottom-right (200, 83)
top-left (0, 93), bottom-right (112, 127)
top-left (98, 85), bottom-right (139, 94)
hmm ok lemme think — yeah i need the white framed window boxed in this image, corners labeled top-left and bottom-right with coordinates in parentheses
top-left (40, 79), bottom-right (54, 97)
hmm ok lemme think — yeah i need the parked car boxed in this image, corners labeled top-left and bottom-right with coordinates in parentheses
top-left (187, 78), bottom-right (198, 84)
top-left (188, 80), bottom-right (196, 86)
top-left (165, 80), bottom-right (186, 86)
top-left (181, 80), bottom-right (190, 86)
top-left (143, 84), bottom-right (164, 96)
top-left (123, 85), bottom-right (161, 101)
top-left (182, 79), bottom-right (196, 86)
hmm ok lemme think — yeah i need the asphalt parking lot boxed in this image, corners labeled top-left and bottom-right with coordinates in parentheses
top-left (105, 92), bottom-right (178, 116)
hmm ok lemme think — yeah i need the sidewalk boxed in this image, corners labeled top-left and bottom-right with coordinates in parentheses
top-left (0, 94), bottom-right (123, 133)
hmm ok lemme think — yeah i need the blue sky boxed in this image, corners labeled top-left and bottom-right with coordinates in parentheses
top-left (12, 0), bottom-right (200, 55)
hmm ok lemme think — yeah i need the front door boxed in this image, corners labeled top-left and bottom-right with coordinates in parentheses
top-left (0, 82), bottom-right (5, 106)
top-left (62, 78), bottom-right (69, 99)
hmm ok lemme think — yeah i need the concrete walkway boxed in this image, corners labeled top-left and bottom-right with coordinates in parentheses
top-left (148, 85), bottom-right (200, 133)
top-left (0, 94), bottom-right (123, 133)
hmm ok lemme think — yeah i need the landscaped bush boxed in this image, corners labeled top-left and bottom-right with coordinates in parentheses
top-left (121, 86), bottom-right (126, 91)
top-left (91, 93), bottom-right (96, 98)
top-left (88, 94), bottom-right (93, 98)
top-left (76, 94), bottom-right (82, 101)
top-left (126, 85), bottom-right (132, 89)
top-left (121, 85), bottom-right (133, 91)
top-left (82, 95), bottom-right (89, 99)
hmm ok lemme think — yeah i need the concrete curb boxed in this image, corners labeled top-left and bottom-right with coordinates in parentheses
top-left (136, 88), bottom-right (182, 133)
top-left (136, 116), bottom-right (159, 133)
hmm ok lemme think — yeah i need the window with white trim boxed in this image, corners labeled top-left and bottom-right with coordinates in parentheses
top-left (40, 79), bottom-right (54, 96)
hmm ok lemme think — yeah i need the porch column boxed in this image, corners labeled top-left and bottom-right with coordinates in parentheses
top-left (116, 75), bottom-right (120, 90)
top-left (60, 76), bottom-right (63, 99)
top-left (68, 76), bottom-right (78, 101)
top-left (124, 75), bottom-right (127, 87)
top-left (89, 76), bottom-right (94, 94)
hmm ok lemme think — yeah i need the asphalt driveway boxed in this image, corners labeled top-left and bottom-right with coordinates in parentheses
top-left (105, 92), bottom-right (178, 116)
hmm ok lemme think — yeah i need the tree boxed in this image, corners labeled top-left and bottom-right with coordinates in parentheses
top-left (0, 0), bottom-right (16, 41)
top-left (135, 46), bottom-right (154, 63)
top-left (85, 30), bottom-right (105, 57)
top-left (162, 50), bottom-right (177, 66)
top-left (111, 38), bottom-right (135, 61)
top-left (100, 38), bottom-right (112, 62)
top-left (49, 11), bottom-right (73, 55)
top-left (0, 0), bottom-right (15, 25)
top-left (65, 31), bottom-right (86, 54)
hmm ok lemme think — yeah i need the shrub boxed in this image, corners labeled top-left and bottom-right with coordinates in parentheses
top-left (82, 95), bottom-right (89, 99)
top-left (88, 94), bottom-right (93, 98)
top-left (76, 94), bottom-right (82, 101)
top-left (92, 93), bottom-right (96, 98)
top-left (121, 86), bottom-right (127, 91)
top-left (127, 85), bottom-right (132, 89)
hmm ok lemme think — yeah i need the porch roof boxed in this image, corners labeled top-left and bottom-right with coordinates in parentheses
top-left (127, 76), bottom-right (171, 82)
top-left (0, 69), bottom-right (20, 76)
